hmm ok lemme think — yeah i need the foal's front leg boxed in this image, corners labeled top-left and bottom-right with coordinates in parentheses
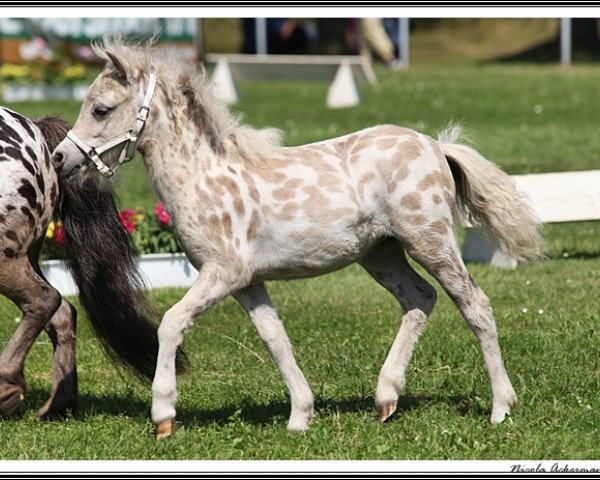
top-left (234, 284), bottom-right (314, 431)
top-left (151, 262), bottom-right (241, 438)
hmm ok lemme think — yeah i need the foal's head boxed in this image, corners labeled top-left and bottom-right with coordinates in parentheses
top-left (52, 42), bottom-right (154, 179)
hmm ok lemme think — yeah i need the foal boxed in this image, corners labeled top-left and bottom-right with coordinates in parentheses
top-left (0, 106), bottom-right (77, 418)
top-left (52, 38), bottom-right (543, 438)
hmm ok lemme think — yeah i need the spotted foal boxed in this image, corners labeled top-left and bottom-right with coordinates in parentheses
top-left (0, 106), bottom-right (77, 418)
top-left (52, 38), bottom-right (543, 438)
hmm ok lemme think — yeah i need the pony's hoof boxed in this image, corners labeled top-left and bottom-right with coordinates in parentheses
top-left (37, 398), bottom-right (78, 420)
top-left (0, 388), bottom-right (25, 417)
top-left (377, 401), bottom-right (397, 422)
top-left (155, 418), bottom-right (176, 439)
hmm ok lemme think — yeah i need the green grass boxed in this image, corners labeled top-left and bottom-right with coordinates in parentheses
top-left (2, 62), bottom-right (600, 459)
top-left (1, 261), bottom-right (599, 459)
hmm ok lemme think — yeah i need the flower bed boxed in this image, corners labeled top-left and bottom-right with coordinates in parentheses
top-left (0, 38), bottom-right (91, 102)
top-left (41, 203), bottom-right (196, 295)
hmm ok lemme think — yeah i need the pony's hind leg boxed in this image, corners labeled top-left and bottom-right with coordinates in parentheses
top-left (28, 240), bottom-right (78, 419)
top-left (37, 298), bottom-right (78, 419)
top-left (234, 284), bottom-right (314, 432)
top-left (359, 240), bottom-right (437, 422)
top-left (403, 230), bottom-right (517, 424)
top-left (0, 256), bottom-right (62, 416)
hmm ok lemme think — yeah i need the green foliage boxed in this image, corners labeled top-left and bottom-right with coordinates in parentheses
top-left (0, 261), bottom-right (599, 459)
top-left (126, 205), bottom-right (182, 255)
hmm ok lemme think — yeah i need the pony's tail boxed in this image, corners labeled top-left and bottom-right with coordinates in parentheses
top-left (59, 176), bottom-right (188, 382)
top-left (438, 125), bottom-right (544, 262)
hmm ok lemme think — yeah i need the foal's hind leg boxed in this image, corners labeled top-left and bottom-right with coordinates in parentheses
top-left (359, 240), bottom-right (437, 422)
top-left (404, 234), bottom-right (517, 424)
top-left (234, 284), bottom-right (314, 431)
top-left (0, 256), bottom-right (62, 416)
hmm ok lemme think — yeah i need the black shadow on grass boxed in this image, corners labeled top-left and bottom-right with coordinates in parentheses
top-left (21, 387), bottom-right (488, 429)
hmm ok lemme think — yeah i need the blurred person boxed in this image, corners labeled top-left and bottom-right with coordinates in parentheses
top-left (360, 18), bottom-right (401, 69)
top-left (383, 18), bottom-right (400, 58)
top-left (242, 18), bottom-right (312, 54)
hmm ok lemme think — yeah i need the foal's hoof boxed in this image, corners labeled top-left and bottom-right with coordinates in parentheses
top-left (155, 418), bottom-right (176, 439)
top-left (0, 386), bottom-right (25, 417)
top-left (377, 401), bottom-right (397, 422)
top-left (491, 392), bottom-right (518, 424)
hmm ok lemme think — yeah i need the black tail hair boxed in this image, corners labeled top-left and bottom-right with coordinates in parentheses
top-left (59, 176), bottom-right (188, 381)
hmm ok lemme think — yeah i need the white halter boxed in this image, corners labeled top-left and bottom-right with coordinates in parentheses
top-left (66, 72), bottom-right (157, 178)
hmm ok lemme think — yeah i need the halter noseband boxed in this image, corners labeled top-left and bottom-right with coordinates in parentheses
top-left (66, 72), bottom-right (157, 178)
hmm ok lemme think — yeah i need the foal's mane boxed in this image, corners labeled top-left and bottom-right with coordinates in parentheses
top-left (93, 36), bottom-right (283, 161)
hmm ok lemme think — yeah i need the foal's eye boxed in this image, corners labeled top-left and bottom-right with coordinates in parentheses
top-left (93, 106), bottom-right (112, 119)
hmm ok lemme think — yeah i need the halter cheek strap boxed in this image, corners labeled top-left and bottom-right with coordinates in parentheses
top-left (66, 72), bottom-right (157, 178)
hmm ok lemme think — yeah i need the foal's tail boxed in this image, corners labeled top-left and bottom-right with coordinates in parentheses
top-left (438, 125), bottom-right (543, 262)
top-left (59, 177), bottom-right (188, 381)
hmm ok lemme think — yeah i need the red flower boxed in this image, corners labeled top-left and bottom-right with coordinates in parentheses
top-left (155, 202), bottom-right (170, 226)
top-left (54, 224), bottom-right (65, 246)
top-left (119, 209), bottom-right (136, 233)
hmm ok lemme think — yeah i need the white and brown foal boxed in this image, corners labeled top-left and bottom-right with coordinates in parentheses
top-left (52, 38), bottom-right (543, 438)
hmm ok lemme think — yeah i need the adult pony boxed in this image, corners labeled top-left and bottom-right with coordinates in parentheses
top-left (52, 38), bottom-right (543, 438)
top-left (1, 105), bottom-right (176, 420)
top-left (0, 106), bottom-right (76, 418)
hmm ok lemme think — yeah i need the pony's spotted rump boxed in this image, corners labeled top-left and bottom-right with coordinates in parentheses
top-left (53, 37), bottom-right (543, 437)
top-left (0, 106), bottom-right (77, 419)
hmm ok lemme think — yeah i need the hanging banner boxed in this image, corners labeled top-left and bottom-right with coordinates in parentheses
top-left (0, 18), bottom-right (196, 42)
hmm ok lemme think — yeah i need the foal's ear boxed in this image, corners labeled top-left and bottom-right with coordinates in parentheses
top-left (106, 51), bottom-right (129, 84)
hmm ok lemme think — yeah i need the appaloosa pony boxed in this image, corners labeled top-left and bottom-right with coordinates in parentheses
top-left (52, 38), bottom-right (543, 438)
top-left (0, 106), bottom-right (77, 418)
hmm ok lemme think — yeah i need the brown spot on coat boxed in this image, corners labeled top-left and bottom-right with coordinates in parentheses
top-left (332, 135), bottom-right (359, 163)
top-left (273, 187), bottom-right (294, 201)
top-left (218, 175), bottom-right (241, 198)
top-left (253, 167), bottom-right (287, 183)
top-left (397, 140), bottom-right (423, 161)
top-left (233, 197), bottom-right (245, 217)
top-left (418, 172), bottom-right (445, 191)
top-left (247, 210), bottom-right (260, 241)
top-left (376, 138), bottom-right (398, 150)
top-left (401, 192), bottom-right (422, 210)
top-left (222, 213), bottom-right (233, 240)
top-left (241, 171), bottom-right (261, 203)
top-left (276, 202), bottom-right (300, 221)
top-left (17, 179), bottom-right (37, 210)
top-left (429, 220), bottom-right (450, 236)
top-left (20, 207), bottom-right (34, 228)
top-left (405, 214), bottom-right (427, 225)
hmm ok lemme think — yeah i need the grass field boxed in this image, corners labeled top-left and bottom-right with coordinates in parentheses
top-left (1, 58), bottom-right (600, 461)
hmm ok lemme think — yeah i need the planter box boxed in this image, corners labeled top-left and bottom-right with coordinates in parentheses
top-left (41, 253), bottom-right (197, 296)
top-left (2, 83), bottom-right (88, 102)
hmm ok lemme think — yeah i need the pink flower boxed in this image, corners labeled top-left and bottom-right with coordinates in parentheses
top-left (155, 203), bottom-right (170, 226)
top-left (54, 224), bottom-right (65, 246)
top-left (119, 209), bottom-right (136, 233)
